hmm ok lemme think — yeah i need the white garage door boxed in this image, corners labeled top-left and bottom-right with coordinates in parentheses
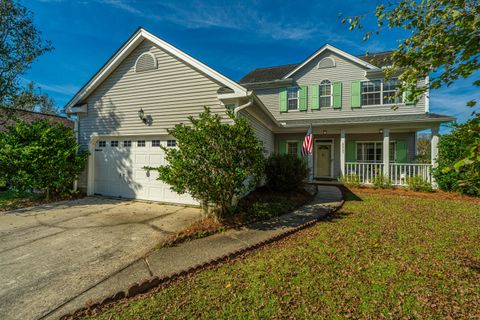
top-left (94, 137), bottom-right (196, 205)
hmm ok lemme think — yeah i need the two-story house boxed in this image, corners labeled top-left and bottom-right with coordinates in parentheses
top-left (66, 28), bottom-right (455, 205)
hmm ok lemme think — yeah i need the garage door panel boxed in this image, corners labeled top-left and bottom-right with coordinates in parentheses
top-left (94, 138), bottom-right (197, 205)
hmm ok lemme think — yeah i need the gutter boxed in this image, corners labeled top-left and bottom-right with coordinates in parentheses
top-left (233, 92), bottom-right (254, 117)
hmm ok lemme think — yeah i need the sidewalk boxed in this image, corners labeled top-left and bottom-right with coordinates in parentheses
top-left (49, 185), bottom-right (344, 320)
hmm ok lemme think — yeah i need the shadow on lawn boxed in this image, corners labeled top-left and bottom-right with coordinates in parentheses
top-left (338, 185), bottom-right (362, 202)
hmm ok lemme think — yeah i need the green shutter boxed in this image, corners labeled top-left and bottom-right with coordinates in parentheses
top-left (279, 88), bottom-right (287, 112)
top-left (404, 86), bottom-right (416, 105)
top-left (332, 82), bottom-right (342, 109)
top-left (299, 86), bottom-right (308, 111)
top-left (396, 140), bottom-right (407, 163)
top-left (346, 140), bottom-right (356, 162)
top-left (309, 85), bottom-right (319, 110)
top-left (278, 140), bottom-right (287, 155)
top-left (351, 80), bottom-right (361, 108)
top-left (297, 141), bottom-right (302, 156)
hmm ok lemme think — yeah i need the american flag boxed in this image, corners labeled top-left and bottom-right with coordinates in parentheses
top-left (301, 125), bottom-right (313, 157)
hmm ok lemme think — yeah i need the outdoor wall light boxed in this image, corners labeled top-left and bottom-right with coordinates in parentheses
top-left (379, 129), bottom-right (384, 134)
top-left (323, 130), bottom-right (327, 135)
top-left (138, 108), bottom-right (147, 124)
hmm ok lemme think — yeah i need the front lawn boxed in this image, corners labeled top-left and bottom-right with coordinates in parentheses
top-left (83, 189), bottom-right (480, 319)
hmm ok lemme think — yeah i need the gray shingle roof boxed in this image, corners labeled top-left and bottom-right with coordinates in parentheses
top-left (239, 50), bottom-right (394, 84)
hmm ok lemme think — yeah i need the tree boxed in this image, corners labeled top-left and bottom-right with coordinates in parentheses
top-left (415, 132), bottom-right (431, 164)
top-left (9, 81), bottom-right (57, 114)
top-left (0, 0), bottom-right (53, 103)
top-left (433, 113), bottom-right (480, 196)
top-left (343, 0), bottom-right (479, 173)
top-left (147, 108), bottom-right (265, 218)
top-left (0, 119), bottom-right (88, 199)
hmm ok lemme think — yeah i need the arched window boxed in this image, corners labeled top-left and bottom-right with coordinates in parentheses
top-left (135, 52), bottom-right (157, 72)
top-left (320, 80), bottom-right (332, 107)
top-left (318, 57), bottom-right (335, 69)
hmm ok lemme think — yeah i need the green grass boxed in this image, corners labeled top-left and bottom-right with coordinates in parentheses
top-left (84, 191), bottom-right (480, 319)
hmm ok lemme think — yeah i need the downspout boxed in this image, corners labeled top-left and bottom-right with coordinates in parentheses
top-left (72, 116), bottom-right (79, 192)
top-left (233, 93), bottom-right (253, 117)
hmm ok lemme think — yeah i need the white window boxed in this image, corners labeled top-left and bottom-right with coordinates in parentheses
top-left (152, 140), bottom-right (161, 147)
top-left (361, 80), bottom-right (381, 106)
top-left (123, 141), bottom-right (131, 147)
top-left (98, 141), bottom-right (106, 148)
top-left (167, 140), bottom-right (176, 147)
top-left (137, 140), bottom-right (145, 147)
top-left (110, 141), bottom-right (118, 147)
top-left (383, 79), bottom-right (403, 104)
top-left (356, 141), bottom-right (397, 162)
top-left (287, 87), bottom-right (299, 110)
top-left (287, 141), bottom-right (298, 156)
top-left (320, 80), bottom-right (332, 108)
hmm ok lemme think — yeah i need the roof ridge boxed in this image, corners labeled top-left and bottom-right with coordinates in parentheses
top-left (0, 107), bottom-right (68, 119)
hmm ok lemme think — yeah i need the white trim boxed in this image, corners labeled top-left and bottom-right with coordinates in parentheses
top-left (360, 78), bottom-right (404, 107)
top-left (314, 139), bottom-right (334, 178)
top-left (287, 86), bottom-right (300, 111)
top-left (425, 75), bottom-right (430, 113)
top-left (286, 140), bottom-right (300, 156)
top-left (283, 44), bottom-right (378, 79)
top-left (319, 79), bottom-right (333, 108)
top-left (340, 129), bottom-right (346, 177)
top-left (355, 140), bottom-right (397, 163)
top-left (134, 52), bottom-right (157, 72)
top-left (66, 28), bottom-right (247, 111)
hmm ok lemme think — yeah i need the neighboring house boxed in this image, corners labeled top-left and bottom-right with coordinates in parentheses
top-left (66, 28), bottom-right (455, 205)
top-left (0, 108), bottom-right (73, 131)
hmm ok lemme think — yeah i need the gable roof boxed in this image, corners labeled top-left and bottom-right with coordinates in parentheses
top-left (239, 63), bottom-right (299, 84)
top-left (240, 47), bottom-right (394, 85)
top-left (65, 28), bottom-right (247, 112)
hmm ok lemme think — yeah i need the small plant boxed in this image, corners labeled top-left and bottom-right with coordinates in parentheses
top-left (265, 154), bottom-right (308, 192)
top-left (339, 173), bottom-right (362, 188)
top-left (406, 175), bottom-right (434, 192)
top-left (372, 174), bottom-right (393, 189)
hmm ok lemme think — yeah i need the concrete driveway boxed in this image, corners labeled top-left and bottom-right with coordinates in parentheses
top-left (0, 197), bottom-right (202, 320)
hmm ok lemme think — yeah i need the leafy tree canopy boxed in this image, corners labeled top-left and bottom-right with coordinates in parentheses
top-left (147, 107), bottom-right (265, 218)
top-left (0, 0), bottom-right (53, 105)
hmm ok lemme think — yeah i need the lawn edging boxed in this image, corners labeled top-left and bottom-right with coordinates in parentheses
top-left (61, 187), bottom-right (345, 320)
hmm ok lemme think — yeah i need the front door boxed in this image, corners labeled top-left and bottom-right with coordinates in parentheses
top-left (315, 143), bottom-right (332, 178)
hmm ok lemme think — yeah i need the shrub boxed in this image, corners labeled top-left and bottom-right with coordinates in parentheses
top-left (434, 114), bottom-right (480, 196)
top-left (339, 173), bottom-right (362, 188)
top-left (0, 119), bottom-right (88, 199)
top-left (146, 107), bottom-right (265, 218)
top-left (406, 175), bottom-right (433, 192)
top-left (265, 154), bottom-right (308, 192)
top-left (372, 174), bottom-right (392, 189)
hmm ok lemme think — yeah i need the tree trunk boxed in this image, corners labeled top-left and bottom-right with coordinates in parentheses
top-left (45, 187), bottom-right (50, 200)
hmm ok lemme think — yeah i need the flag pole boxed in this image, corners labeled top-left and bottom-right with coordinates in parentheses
top-left (309, 123), bottom-right (313, 183)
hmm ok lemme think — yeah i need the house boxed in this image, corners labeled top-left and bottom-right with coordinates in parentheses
top-left (65, 28), bottom-right (455, 205)
top-left (0, 108), bottom-right (73, 131)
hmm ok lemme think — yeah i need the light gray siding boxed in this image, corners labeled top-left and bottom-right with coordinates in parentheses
top-left (241, 110), bottom-right (274, 156)
top-left (255, 50), bottom-right (426, 121)
top-left (77, 39), bottom-right (226, 150)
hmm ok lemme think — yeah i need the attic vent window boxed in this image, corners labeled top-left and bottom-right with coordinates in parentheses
top-left (318, 57), bottom-right (335, 69)
top-left (135, 52), bottom-right (157, 72)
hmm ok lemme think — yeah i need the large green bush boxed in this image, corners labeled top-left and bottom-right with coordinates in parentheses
top-left (0, 119), bottom-right (88, 199)
top-left (434, 114), bottom-right (480, 196)
top-left (265, 154), bottom-right (308, 192)
top-left (146, 107), bottom-right (265, 218)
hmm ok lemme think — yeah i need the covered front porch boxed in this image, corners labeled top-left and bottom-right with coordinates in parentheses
top-left (275, 114), bottom-right (454, 188)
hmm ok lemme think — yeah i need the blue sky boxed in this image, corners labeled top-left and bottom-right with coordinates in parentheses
top-left (24, 0), bottom-right (479, 123)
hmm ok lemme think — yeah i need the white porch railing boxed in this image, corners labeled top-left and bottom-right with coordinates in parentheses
top-left (344, 162), bottom-right (433, 186)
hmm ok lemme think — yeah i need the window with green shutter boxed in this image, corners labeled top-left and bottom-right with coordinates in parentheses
top-left (299, 86), bottom-right (308, 111)
top-left (346, 140), bottom-right (356, 162)
top-left (279, 88), bottom-right (287, 112)
top-left (309, 85), bottom-right (319, 110)
top-left (332, 81), bottom-right (342, 109)
top-left (396, 140), bottom-right (408, 163)
top-left (351, 80), bottom-right (361, 108)
top-left (278, 140), bottom-right (287, 155)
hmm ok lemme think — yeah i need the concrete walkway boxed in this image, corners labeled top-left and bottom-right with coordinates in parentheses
top-left (49, 185), bottom-right (343, 320)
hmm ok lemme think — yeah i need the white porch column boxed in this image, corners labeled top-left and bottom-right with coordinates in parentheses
top-left (431, 126), bottom-right (440, 188)
top-left (383, 128), bottom-right (390, 177)
top-left (340, 129), bottom-right (346, 177)
top-left (308, 150), bottom-right (314, 182)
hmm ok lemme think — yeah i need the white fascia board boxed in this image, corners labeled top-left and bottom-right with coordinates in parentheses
top-left (283, 44), bottom-right (379, 79)
top-left (65, 28), bottom-right (247, 111)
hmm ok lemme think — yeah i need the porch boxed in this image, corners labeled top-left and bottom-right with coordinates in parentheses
top-left (276, 120), bottom-right (444, 188)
